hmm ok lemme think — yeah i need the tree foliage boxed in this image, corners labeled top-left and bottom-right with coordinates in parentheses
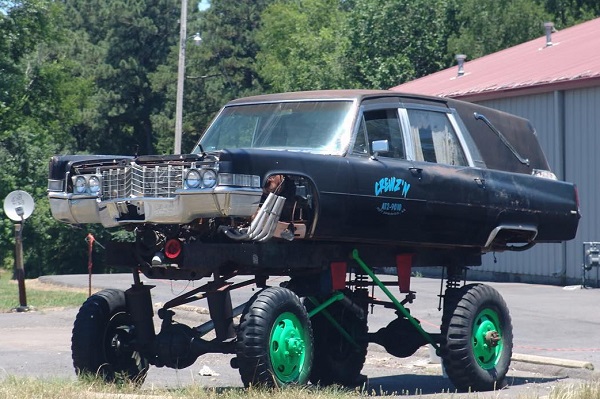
top-left (544, 0), bottom-right (600, 26)
top-left (446, 0), bottom-right (551, 60)
top-left (343, 0), bottom-right (453, 89)
top-left (185, 0), bottom-right (272, 149)
top-left (0, 0), bottom-right (57, 136)
top-left (255, 0), bottom-right (351, 92)
top-left (151, 0), bottom-right (272, 153)
top-left (62, 0), bottom-right (180, 156)
top-left (0, 0), bottom-right (83, 274)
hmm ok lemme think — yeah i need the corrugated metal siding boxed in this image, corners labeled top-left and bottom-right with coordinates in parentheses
top-left (469, 94), bottom-right (568, 282)
top-left (564, 87), bottom-right (600, 282)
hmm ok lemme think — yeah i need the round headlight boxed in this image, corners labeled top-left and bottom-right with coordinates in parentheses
top-left (202, 169), bottom-right (217, 188)
top-left (185, 169), bottom-right (202, 188)
top-left (88, 176), bottom-right (101, 194)
top-left (74, 176), bottom-right (87, 194)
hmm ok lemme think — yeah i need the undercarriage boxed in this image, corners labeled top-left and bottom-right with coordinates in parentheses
top-left (73, 246), bottom-right (513, 392)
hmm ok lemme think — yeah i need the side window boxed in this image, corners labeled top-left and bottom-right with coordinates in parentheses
top-left (358, 109), bottom-right (405, 159)
top-left (407, 109), bottom-right (467, 166)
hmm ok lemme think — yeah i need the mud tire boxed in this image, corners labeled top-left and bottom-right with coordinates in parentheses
top-left (72, 289), bottom-right (149, 384)
top-left (236, 287), bottom-right (313, 387)
top-left (441, 283), bottom-right (513, 391)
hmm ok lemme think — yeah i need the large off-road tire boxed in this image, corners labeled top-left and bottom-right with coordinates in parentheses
top-left (441, 283), bottom-right (513, 392)
top-left (236, 287), bottom-right (313, 387)
top-left (72, 289), bottom-right (149, 384)
top-left (306, 293), bottom-right (368, 386)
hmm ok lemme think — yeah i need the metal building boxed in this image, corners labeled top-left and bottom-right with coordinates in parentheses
top-left (391, 18), bottom-right (600, 285)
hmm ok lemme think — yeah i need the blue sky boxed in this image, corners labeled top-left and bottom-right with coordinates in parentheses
top-left (198, 0), bottom-right (210, 11)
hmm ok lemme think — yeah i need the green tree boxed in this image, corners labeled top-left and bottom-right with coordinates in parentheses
top-left (344, 0), bottom-right (452, 89)
top-left (0, 0), bottom-right (54, 136)
top-left (0, 0), bottom-right (76, 273)
top-left (543, 0), bottom-right (600, 27)
top-left (195, 0), bottom-right (271, 100)
top-left (255, 0), bottom-right (351, 92)
top-left (148, 0), bottom-right (206, 154)
top-left (62, 0), bottom-right (180, 156)
top-left (151, 0), bottom-right (274, 153)
top-left (187, 0), bottom-right (273, 149)
top-left (446, 0), bottom-right (551, 60)
top-left (0, 1), bottom-right (113, 277)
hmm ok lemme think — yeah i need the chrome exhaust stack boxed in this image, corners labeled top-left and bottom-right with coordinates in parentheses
top-left (220, 193), bottom-right (286, 242)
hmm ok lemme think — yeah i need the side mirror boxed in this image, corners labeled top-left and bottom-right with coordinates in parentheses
top-left (371, 140), bottom-right (389, 153)
top-left (371, 140), bottom-right (390, 160)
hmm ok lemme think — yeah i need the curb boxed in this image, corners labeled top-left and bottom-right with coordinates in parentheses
top-left (512, 353), bottom-right (594, 370)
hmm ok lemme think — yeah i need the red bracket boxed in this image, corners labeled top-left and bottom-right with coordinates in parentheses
top-left (396, 254), bottom-right (414, 293)
top-left (330, 261), bottom-right (347, 291)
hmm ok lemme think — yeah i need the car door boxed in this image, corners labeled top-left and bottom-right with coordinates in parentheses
top-left (401, 105), bottom-right (490, 247)
top-left (343, 101), bottom-right (428, 245)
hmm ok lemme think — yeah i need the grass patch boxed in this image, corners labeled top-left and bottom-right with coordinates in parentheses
top-left (550, 380), bottom-right (600, 399)
top-left (0, 271), bottom-right (89, 312)
top-left (0, 375), bottom-right (599, 399)
top-left (0, 376), bottom-right (367, 399)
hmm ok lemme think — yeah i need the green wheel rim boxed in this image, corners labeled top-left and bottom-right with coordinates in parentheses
top-left (472, 308), bottom-right (503, 369)
top-left (269, 311), bottom-right (308, 383)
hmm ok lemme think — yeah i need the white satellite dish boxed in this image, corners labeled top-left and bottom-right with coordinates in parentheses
top-left (3, 190), bottom-right (35, 222)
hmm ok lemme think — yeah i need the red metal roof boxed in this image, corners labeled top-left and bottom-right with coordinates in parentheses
top-left (390, 17), bottom-right (600, 101)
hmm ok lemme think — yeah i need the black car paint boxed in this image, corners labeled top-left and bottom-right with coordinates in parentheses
top-left (219, 144), bottom-right (577, 250)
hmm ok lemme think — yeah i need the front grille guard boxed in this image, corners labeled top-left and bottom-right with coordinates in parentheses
top-left (102, 164), bottom-right (185, 200)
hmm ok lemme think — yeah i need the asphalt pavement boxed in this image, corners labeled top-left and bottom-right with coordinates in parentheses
top-left (1, 272), bottom-right (599, 398)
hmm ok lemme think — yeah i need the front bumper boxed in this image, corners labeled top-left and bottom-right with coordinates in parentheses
top-left (48, 187), bottom-right (262, 227)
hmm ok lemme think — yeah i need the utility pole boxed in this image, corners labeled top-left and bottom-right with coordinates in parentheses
top-left (174, 0), bottom-right (188, 155)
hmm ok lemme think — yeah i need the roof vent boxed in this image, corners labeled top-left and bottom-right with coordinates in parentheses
top-left (544, 22), bottom-right (554, 47)
top-left (455, 54), bottom-right (467, 77)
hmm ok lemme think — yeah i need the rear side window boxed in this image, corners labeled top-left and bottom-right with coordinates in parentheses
top-left (407, 109), bottom-right (467, 166)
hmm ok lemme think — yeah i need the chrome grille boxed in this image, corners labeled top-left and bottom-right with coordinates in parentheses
top-left (102, 168), bottom-right (131, 199)
top-left (102, 164), bottom-right (184, 199)
top-left (132, 164), bottom-right (184, 197)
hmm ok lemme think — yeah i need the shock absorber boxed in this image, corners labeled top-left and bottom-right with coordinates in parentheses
top-left (352, 271), bottom-right (373, 314)
top-left (446, 267), bottom-right (463, 289)
top-left (441, 265), bottom-right (465, 316)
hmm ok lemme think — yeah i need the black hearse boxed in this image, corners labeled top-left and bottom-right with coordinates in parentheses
top-left (48, 90), bottom-right (580, 391)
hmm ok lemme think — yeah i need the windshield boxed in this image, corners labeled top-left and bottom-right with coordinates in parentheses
top-left (193, 100), bottom-right (355, 155)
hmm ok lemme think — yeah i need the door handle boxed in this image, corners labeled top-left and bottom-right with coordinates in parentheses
top-left (474, 178), bottom-right (486, 188)
top-left (409, 167), bottom-right (423, 177)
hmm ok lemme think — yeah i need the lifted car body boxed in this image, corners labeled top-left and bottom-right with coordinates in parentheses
top-left (48, 90), bottom-right (580, 391)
